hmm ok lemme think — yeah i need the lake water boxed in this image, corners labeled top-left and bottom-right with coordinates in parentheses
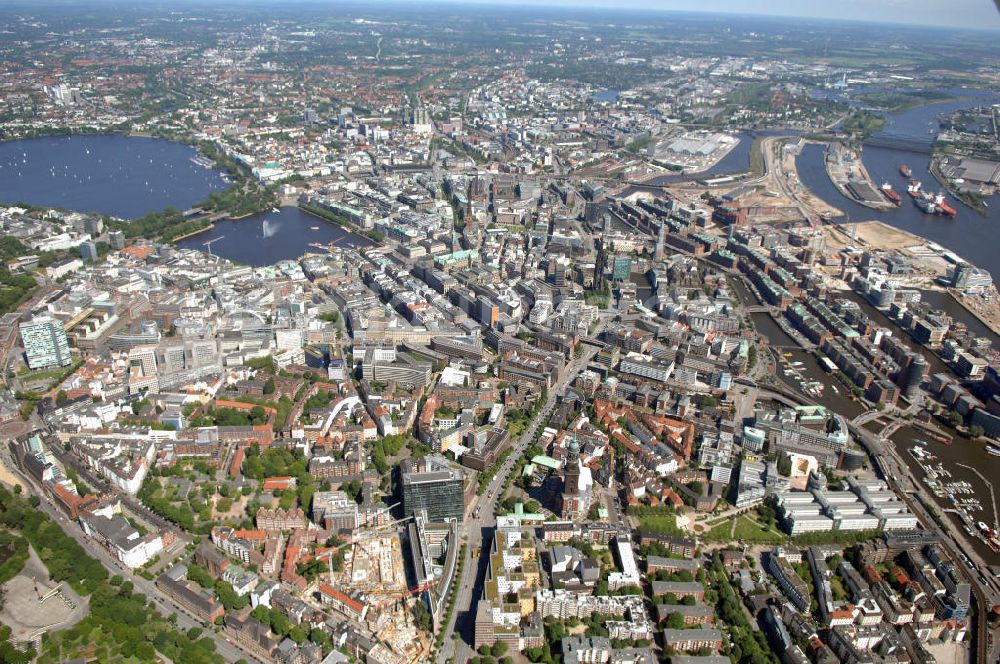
top-left (177, 206), bottom-right (373, 266)
top-left (0, 134), bottom-right (373, 266)
top-left (0, 134), bottom-right (228, 219)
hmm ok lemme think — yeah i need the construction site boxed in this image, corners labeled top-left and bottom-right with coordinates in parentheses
top-left (299, 509), bottom-right (459, 664)
top-left (660, 135), bottom-right (843, 227)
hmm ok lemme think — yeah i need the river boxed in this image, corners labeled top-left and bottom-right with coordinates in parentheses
top-left (0, 134), bottom-right (227, 219)
top-left (795, 95), bottom-right (1000, 279)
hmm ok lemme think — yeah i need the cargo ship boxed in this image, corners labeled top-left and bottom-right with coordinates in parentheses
top-left (906, 180), bottom-right (957, 217)
top-left (899, 165), bottom-right (912, 177)
top-left (880, 183), bottom-right (902, 206)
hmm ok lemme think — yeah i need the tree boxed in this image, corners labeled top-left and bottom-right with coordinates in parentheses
top-left (342, 480), bottom-right (362, 502)
top-left (269, 608), bottom-right (291, 636)
top-left (776, 452), bottom-right (792, 477)
top-left (969, 425), bottom-right (984, 438)
top-left (666, 611), bottom-right (686, 629)
top-left (263, 378), bottom-right (276, 395)
top-left (251, 605), bottom-right (270, 624)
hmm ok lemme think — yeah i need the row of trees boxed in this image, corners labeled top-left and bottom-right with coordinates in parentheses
top-left (107, 207), bottom-right (211, 243)
top-left (0, 531), bottom-right (28, 584)
top-left (248, 605), bottom-right (329, 648)
top-left (138, 476), bottom-right (198, 532)
top-left (709, 552), bottom-right (780, 664)
top-left (186, 563), bottom-right (248, 612)
top-left (190, 405), bottom-right (269, 428)
top-left (371, 434), bottom-right (407, 475)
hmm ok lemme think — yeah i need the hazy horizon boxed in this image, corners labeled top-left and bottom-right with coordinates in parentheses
top-left (9, 0), bottom-right (1000, 32)
top-left (388, 0), bottom-right (1000, 31)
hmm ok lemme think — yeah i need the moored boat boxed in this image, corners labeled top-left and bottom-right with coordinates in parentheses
top-left (881, 183), bottom-right (902, 206)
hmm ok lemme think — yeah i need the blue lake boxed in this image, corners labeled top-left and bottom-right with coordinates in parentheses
top-left (0, 134), bottom-right (228, 219)
top-left (177, 206), bottom-right (373, 266)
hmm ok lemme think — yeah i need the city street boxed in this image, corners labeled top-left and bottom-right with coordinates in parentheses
top-left (435, 339), bottom-right (602, 664)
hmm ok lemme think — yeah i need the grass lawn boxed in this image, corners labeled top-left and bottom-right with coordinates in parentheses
top-left (733, 515), bottom-right (787, 544)
top-left (706, 519), bottom-right (732, 541)
top-left (706, 514), bottom-right (787, 544)
top-left (635, 513), bottom-right (684, 537)
top-left (830, 575), bottom-right (849, 602)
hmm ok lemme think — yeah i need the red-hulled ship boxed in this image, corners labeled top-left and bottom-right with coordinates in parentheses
top-left (881, 183), bottom-right (901, 206)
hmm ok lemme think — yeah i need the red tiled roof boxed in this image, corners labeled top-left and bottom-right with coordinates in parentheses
top-left (319, 584), bottom-right (364, 615)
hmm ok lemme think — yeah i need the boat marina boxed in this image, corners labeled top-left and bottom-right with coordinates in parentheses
top-left (906, 440), bottom-right (1000, 556)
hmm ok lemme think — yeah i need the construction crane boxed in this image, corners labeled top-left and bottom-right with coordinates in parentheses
top-left (315, 511), bottom-right (412, 579)
top-left (203, 235), bottom-right (225, 256)
top-left (370, 577), bottom-right (442, 611)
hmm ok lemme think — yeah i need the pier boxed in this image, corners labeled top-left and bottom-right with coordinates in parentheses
top-left (824, 141), bottom-right (895, 211)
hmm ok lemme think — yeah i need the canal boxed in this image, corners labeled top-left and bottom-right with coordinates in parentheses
top-left (749, 310), bottom-right (867, 419)
top-left (751, 302), bottom-right (1000, 565)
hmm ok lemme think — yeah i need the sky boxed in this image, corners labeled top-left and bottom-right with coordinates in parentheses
top-left (428, 0), bottom-right (1000, 31)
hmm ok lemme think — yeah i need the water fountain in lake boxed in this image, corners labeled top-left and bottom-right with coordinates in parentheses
top-left (261, 218), bottom-right (279, 239)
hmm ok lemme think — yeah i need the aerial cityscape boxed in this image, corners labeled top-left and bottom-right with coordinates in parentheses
top-left (1, 2), bottom-right (1000, 664)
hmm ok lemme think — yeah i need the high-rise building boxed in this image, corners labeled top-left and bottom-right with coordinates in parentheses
top-left (128, 345), bottom-right (158, 376)
top-left (612, 255), bottom-right (632, 281)
top-left (80, 241), bottom-right (99, 262)
top-left (902, 354), bottom-right (927, 400)
top-left (108, 230), bottom-right (126, 250)
top-left (401, 456), bottom-right (465, 522)
top-left (20, 316), bottom-right (72, 370)
top-left (548, 257), bottom-right (568, 287)
top-left (952, 262), bottom-right (972, 289)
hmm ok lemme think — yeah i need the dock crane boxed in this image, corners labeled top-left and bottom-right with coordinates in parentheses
top-left (308, 236), bottom-right (344, 252)
top-left (203, 235), bottom-right (225, 256)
